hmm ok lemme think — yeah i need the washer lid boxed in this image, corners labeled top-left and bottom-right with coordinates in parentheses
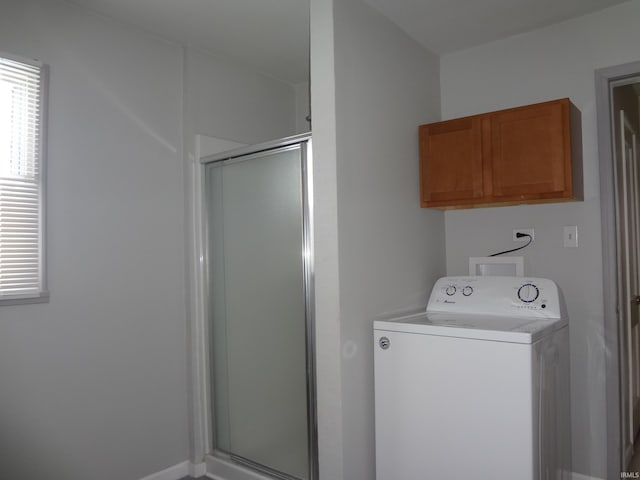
top-left (373, 311), bottom-right (567, 344)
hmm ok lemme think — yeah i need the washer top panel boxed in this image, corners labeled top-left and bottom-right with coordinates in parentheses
top-left (373, 311), bottom-right (567, 344)
top-left (373, 276), bottom-right (567, 344)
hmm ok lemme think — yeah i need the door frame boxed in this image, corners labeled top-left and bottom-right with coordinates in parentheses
top-left (595, 60), bottom-right (640, 479)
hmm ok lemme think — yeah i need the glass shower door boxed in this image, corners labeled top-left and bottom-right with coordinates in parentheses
top-left (206, 140), bottom-right (312, 480)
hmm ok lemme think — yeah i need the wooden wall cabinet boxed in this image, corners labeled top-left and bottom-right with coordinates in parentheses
top-left (419, 98), bottom-right (582, 209)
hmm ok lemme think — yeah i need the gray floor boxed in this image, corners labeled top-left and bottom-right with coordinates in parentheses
top-left (629, 432), bottom-right (640, 473)
top-left (630, 448), bottom-right (640, 472)
top-left (178, 477), bottom-right (207, 480)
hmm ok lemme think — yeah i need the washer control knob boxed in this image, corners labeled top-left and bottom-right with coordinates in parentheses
top-left (445, 285), bottom-right (456, 296)
top-left (517, 283), bottom-right (540, 303)
top-left (462, 286), bottom-right (473, 296)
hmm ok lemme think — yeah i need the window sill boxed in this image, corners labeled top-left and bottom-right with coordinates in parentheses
top-left (0, 291), bottom-right (50, 306)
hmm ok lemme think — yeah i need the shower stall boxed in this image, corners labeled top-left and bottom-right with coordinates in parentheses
top-left (200, 134), bottom-right (317, 480)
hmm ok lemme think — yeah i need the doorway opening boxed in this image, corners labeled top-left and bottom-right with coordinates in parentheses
top-left (596, 62), bottom-right (640, 479)
top-left (612, 78), bottom-right (640, 470)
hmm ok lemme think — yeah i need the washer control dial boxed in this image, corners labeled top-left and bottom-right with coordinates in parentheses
top-left (517, 283), bottom-right (539, 303)
top-left (462, 286), bottom-right (473, 296)
top-left (445, 285), bottom-right (456, 296)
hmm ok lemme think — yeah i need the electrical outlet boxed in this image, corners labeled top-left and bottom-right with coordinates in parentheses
top-left (513, 228), bottom-right (534, 241)
top-left (563, 226), bottom-right (578, 247)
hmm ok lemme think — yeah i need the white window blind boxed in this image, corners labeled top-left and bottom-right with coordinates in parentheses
top-left (0, 53), bottom-right (47, 302)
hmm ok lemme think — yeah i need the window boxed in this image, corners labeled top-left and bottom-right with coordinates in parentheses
top-left (0, 53), bottom-right (48, 304)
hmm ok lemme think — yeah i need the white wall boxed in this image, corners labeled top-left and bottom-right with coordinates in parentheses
top-left (311, 0), bottom-right (445, 478)
top-left (0, 1), bottom-right (300, 479)
top-left (295, 82), bottom-right (312, 134)
top-left (309, 0), bottom-right (344, 477)
top-left (440, 2), bottom-right (640, 478)
top-left (0, 1), bottom-right (187, 479)
top-left (185, 48), bottom-right (297, 145)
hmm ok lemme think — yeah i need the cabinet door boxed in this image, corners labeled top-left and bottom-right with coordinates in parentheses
top-left (489, 99), bottom-right (572, 201)
top-left (419, 116), bottom-right (484, 207)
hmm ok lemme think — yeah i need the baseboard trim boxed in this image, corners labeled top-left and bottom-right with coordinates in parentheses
top-left (206, 454), bottom-right (273, 480)
top-left (139, 460), bottom-right (206, 480)
top-left (139, 460), bottom-right (604, 480)
top-left (572, 473), bottom-right (605, 480)
top-left (190, 461), bottom-right (207, 477)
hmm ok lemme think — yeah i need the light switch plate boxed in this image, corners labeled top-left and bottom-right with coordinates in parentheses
top-left (563, 226), bottom-right (578, 247)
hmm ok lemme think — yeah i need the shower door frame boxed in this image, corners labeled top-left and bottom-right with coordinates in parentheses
top-left (192, 133), bottom-right (318, 480)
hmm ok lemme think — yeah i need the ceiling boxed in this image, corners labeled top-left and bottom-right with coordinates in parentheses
top-left (365, 0), bottom-right (630, 54)
top-left (65, 0), bottom-right (630, 85)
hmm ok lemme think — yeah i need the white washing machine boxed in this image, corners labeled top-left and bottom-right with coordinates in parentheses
top-left (373, 276), bottom-right (571, 480)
